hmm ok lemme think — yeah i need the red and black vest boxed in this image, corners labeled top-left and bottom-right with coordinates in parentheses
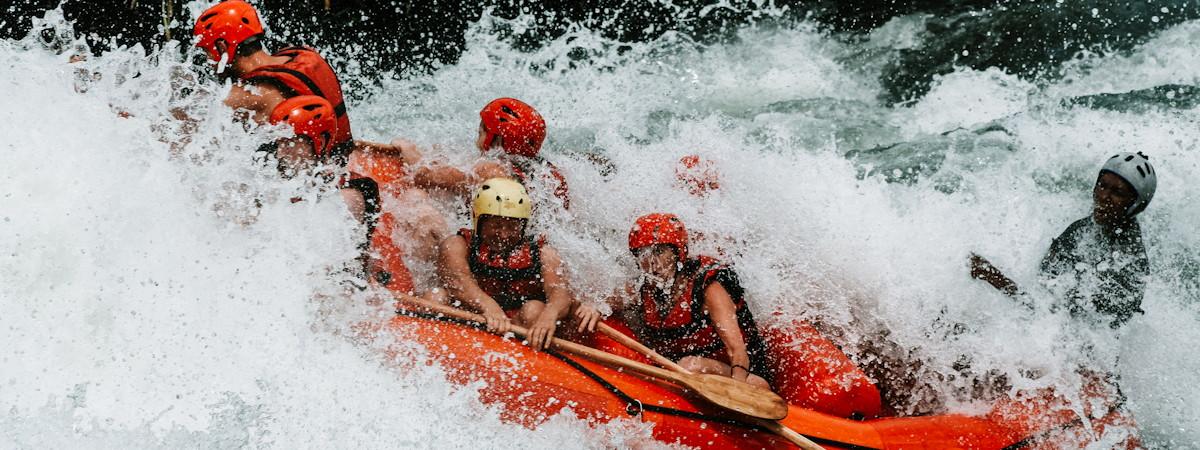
top-left (510, 156), bottom-right (570, 210)
top-left (631, 256), bottom-right (769, 375)
top-left (243, 46), bottom-right (354, 158)
top-left (458, 228), bottom-right (546, 310)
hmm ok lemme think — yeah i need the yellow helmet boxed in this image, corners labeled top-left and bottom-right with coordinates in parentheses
top-left (472, 177), bottom-right (533, 228)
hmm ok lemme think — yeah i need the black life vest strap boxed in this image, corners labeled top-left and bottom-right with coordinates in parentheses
top-left (345, 176), bottom-right (380, 240)
top-left (246, 67), bottom-right (347, 117)
top-left (509, 155), bottom-right (553, 184)
top-left (329, 139), bottom-right (354, 166)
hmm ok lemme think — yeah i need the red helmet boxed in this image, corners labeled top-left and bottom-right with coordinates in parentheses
top-left (479, 98), bottom-right (546, 157)
top-left (628, 213), bottom-right (689, 261)
top-left (269, 96), bottom-right (338, 159)
top-left (675, 154), bottom-right (720, 196)
top-left (193, 0), bottom-right (264, 63)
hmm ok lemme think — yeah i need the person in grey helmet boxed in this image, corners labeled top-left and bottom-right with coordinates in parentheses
top-left (968, 152), bottom-right (1157, 329)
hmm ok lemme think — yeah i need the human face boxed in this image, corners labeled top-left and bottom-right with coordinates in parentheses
top-left (1093, 171), bottom-right (1137, 225)
top-left (634, 244), bottom-right (679, 284)
top-left (476, 121), bottom-right (500, 152)
top-left (478, 215), bottom-right (526, 252)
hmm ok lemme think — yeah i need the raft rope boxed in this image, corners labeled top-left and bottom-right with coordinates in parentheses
top-left (398, 309), bottom-right (879, 450)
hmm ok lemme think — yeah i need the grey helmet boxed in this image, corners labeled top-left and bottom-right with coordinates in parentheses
top-left (1100, 152), bottom-right (1157, 217)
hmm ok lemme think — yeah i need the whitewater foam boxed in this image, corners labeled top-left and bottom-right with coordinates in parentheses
top-left (2, 7), bottom-right (1198, 449)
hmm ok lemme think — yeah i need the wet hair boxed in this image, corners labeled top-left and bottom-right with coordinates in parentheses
top-left (235, 34), bottom-right (264, 58)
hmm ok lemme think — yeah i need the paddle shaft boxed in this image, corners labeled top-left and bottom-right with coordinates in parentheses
top-left (596, 322), bottom-right (691, 374)
top-left (759, 419), bottom-right (825, 450)
top-left (404, 298), bottom-right (689, 384)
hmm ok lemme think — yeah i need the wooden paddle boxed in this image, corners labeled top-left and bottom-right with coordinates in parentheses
top-left (595, 323), bottom-right (825, 450)
top-left (596, 322), bottom-right (691, 374)
top-left (397, 296), bottom-right (789, 421)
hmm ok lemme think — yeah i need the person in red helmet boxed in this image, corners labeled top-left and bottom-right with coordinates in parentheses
top-left (616, 213), bottom-right (771, 388)
top-left (415, 98), bottom-right (570, 209)
top-left (192, 0), bottom-right (419, 174)
top-left (265, 95), bottom-right (416, 294)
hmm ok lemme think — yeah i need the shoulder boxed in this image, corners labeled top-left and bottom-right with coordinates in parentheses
top-left (1062, 216), bottom-right (1094, 236)
top-left (472, 160), bottom-right (510, 180)
top-left (1050, 216), bottom-right (1093, 247)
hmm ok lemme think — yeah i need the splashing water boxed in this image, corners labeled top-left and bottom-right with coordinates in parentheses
top-left (3, 6), bottom-right (1198, 449)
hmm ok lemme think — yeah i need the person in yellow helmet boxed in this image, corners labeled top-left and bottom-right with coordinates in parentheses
top-left (437, 178), bottom-right (599, 349)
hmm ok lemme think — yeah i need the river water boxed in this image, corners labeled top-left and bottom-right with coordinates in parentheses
top-left (2, 6), bottom-right (1197, 449)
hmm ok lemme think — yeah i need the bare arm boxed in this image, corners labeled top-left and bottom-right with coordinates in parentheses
top-left (339, 188), bottom-right (367, 223)
top-left (352, 138), bottom-right (423, 166)
top-left (702, 283), bottom-right (753, 380)
top-left (224, 82), bottom-right (286, 125)
top-left (437, 235), bottom-right (510, 333)
top-left (537, 245), bottom-right (574, 321)
top-left (414, 164), bottom-right (472, 193)
top-left (526, 245), bottom-right (576, 349)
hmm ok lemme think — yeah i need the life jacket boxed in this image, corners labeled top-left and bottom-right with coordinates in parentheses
top-left (242, 46), bottom-right (354, 158)
top-left (342, 172), bottom-right (415, 294)
top-left (509, 156), bottom-right (570, 210)
top-left (458, 228), bottom-right (546, 311)
top-left (632, 256), bottom-right (769, 376)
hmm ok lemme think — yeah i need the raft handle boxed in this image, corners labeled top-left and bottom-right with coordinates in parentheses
top-left (625, 399), bottom-right (643, 418)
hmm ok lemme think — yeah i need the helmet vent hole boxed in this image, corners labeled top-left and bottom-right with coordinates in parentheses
top-left (1137, 166), bottom-right (1146, 177)
top-left (199, 12), bottom-right (218, 21)
top-left (1124, 155), bottom-right (1135, 162)
top-left (501, 105), bottom-right (519, 118)
top-left (495, 196), bottom-right (502, 201)
top-left (518, 199), bottom-right (524, 204)
top-left (481, 185), bottom-right (491, 190)
top-left (241, 18), bottom-right (250, 24)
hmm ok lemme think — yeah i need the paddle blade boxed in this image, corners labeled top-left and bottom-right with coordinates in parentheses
top-left (687, 374), bottom-right (790, 420)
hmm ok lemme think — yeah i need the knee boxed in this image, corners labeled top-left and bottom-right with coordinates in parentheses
top-left (678, 356), bottom-right (704, 373)
top-left (423, 288), bottom-right (448, 304)
top-left (516, 301), bottom-right (545, 325)
top-left (748, 374), bottom-right (771, 390)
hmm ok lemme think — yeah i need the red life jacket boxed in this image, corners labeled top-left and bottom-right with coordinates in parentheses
top-left (631, 256), bottom-right (769, 376)
top-left (242, 46), bottom-right (353, 157)
top-left (458, 228), bottom-right (546, 311)
top-left (509, 156), bottom-right (570, 210)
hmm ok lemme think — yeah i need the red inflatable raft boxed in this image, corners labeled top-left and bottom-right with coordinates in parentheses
top-left (383, 310), bottom-right (1138, 449)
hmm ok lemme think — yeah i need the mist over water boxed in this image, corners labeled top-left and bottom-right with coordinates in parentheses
top-left (3, 5), bottom-right (1198, 449)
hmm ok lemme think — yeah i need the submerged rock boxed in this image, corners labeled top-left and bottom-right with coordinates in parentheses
top-left (881, 1), bottom-right (1200, 104)
top-left (846, 122), bottom-right (1017, 192)
top-left (1065, 84), bottom-right (1200, 112)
